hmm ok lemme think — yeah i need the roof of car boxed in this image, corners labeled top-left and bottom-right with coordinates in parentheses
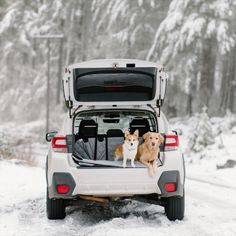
top-left (68, 58), bottom-right (163, 69)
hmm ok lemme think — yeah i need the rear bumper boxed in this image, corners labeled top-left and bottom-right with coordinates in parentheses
top-left (48, 169), bottom-right (184, 198)
top-left (73, 167), bottom-right (161, 197)
top-left (47, 151), bottom-right (185, 199)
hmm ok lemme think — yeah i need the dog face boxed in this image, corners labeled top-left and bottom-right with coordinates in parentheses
top-left (142, 132), bottom-right (164, 150)
top-left (124, 129), bottom-right (139, 149)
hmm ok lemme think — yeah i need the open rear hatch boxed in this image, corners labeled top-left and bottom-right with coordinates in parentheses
top-left (63, 59), bottom-right (168, 112)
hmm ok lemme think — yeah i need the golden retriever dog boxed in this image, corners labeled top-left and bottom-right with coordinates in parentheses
top-left (114, 130), bottom-right (139, 168)
top-left (136, 132), bottom-right (164, 176)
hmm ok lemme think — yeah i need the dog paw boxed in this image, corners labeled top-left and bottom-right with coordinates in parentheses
top-left (131, 164), bottom-right (136, 168)
top-left (123, 164), bottom-right (126, 168)
top-left (148, 169), bottom-right (155, 177)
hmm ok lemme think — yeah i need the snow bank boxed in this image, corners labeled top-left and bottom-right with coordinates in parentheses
top-left (0, 161), bottom-right (45, 206)
top-left (170, 114), bottom-right (236, 188)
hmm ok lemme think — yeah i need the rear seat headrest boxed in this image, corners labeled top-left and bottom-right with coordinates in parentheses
top-left (79, 120), bottom-right (98, 141)
top-left (129, 118), bottom-right (150, 137)
top-left (106, 129), bottom-right (124, 137)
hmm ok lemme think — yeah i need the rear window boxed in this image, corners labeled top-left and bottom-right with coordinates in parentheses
top-left (73, 68), bottom-right (156, 102)
top-left (73, 110), bottom-right (157, 134)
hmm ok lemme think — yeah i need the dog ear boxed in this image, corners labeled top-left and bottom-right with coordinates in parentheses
top-left (158, 134), bottom-right (164, 144)
top-left (142, 132), bottom-right (150, 141)
top-left (124, 130), bottom-right (130, 138)
top-left (133, 129), bottom-right (139, 137)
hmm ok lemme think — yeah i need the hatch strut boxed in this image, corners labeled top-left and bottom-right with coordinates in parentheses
top-left (65, 72), bottom-right (73, 118)
top-left (147, 104), bottom-right (160, 117)
top-left (68, 100), bottom-right (73, 118)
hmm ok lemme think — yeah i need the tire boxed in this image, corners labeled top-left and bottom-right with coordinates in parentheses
top-left (47, 190), bottom-right (66, 220)
top-left (165, 193), bottom-right (185, 221)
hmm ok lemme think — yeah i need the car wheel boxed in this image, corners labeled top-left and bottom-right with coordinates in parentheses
top-left (46, 189), bottom-right (66, 220)
top-left (165, 192), bottom-right (185, 221)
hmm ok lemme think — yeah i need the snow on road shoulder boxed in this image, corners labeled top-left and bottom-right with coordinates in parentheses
top-left (1, 158), bottom-right (236, 236)
top-left (0, 160), bottom-right (46, 236)
top-left (0, 161), bottom-right (45, 207)
top-left (170, 115), bottom-right (236, 188)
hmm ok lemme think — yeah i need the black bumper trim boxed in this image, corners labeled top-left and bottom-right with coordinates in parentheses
top-left (158, 170), bottom-right (184, 197)
top-left (49, 172), bottom-right (76, 198)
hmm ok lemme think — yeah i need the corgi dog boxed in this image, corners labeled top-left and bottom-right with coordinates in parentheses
top-left (114, 130), bottom-right (139, 168)
top-left (136, 132), bottom-right (164, 176)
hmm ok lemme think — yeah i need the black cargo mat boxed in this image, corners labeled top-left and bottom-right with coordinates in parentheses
top-left (76, 159), bottom-right (147, 168)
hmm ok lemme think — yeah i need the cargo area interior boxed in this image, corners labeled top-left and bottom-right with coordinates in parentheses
top-left (72, 110), bottom-right (158, 163)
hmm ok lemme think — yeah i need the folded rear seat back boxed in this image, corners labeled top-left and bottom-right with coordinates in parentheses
top-left (96, 134), bottom-right (106, 160)
top-left (130, 118), bottom-right (151, 145)
top-left (106, 129), bottom-right (124, 160)
top-left (129, 118), bottom-right (150, 137)
top-left (74, 119), bottom-right (98, 160)
top-left (74, 139), bottom-right (96, 160)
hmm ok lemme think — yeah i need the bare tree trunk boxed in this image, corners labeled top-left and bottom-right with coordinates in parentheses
top-left (32, 37), bottom-right (36, 69)
top-left (56, 37), bottom-right (64, 104)
top-left (80, 0), bottom-right (92, 61)
top-left (219, 53), bottom-right (231, 113)
top-left (186, 94), bottom-right (192, 115)
top-left (199, 38), bottom-right (216, 110)
top-left (65, 8), bottom-right (75, 65)
top-left (229, 46), bottom-right (236, 112)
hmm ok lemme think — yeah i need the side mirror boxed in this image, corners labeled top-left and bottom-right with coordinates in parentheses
top-left (46, 131), bottom-right (58, 142)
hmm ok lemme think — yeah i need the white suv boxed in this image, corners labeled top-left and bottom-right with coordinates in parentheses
top-left (46, 59), bottom-right (185, 221)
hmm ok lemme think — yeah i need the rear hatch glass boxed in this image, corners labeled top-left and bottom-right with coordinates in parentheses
top-left (73, 68), bottom-right (156, 102)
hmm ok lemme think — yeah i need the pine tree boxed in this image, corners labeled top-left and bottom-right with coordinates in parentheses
top-left (147, 0), bottom-right (236, 114)
top-left (0, 0), bottom-right (171, 122)
top-left (92, 0), bottom-right (170, 59)
top-left (0, 0), bottom-right (84, 121)
top-left (188, 106), bottom-right (215, 152)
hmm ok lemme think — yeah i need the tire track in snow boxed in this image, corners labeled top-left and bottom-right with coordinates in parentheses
top-left (186, 178), bottom-right (236, 210)
top-left (1, 159), bottom-right (236, 236)
top-left (187, 176), bottom-right (236, 191)
top-left (1, 187), bottom-right (236, 236)
top-left (0, 197), bottom-right (45, 215)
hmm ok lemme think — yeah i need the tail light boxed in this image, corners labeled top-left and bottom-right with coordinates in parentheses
top-left (164, 183), bottom-right (177, 192)
top-left (165, 134), bottom-right (179, 151)
top-left (56, 184), bottom-right (70, 194)
top-left (51, 136), bottom-right (67, 153)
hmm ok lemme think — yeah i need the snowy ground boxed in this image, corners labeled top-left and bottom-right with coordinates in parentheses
top-left (1, 159), bottom-right (236, 236)
top-left (0, 116), bottom-right (236, 236)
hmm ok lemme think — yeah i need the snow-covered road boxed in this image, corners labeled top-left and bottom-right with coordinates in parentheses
top-left (0, 161), bottom-right (236, 236)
